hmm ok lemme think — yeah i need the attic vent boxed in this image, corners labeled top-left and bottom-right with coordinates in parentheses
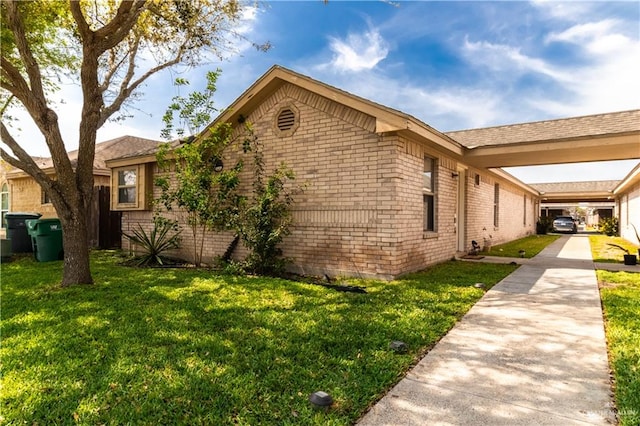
top-left (274, 104), bottom-right (299, 137)
top-left (277, 108), bottom-right (295, 131)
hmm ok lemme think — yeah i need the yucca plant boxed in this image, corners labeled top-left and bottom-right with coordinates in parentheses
top-left (123, 219), bottom-right (181, 266)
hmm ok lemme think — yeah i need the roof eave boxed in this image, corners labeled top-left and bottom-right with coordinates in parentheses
top-left (464, 132), bottom-right (640, 168)
top-left (613, 162), bottom-right (640, 195)
top-left (489, 168), bottom-right (539, 195)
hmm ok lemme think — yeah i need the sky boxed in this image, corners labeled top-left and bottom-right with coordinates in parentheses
top-left (5, 1), bottom-right (640, 184)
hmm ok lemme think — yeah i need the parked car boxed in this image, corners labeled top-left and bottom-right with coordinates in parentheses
top-left (553, 216), bottom-right (578, 234)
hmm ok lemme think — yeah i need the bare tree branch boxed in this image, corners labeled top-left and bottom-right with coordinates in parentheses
top-left (99, 50), bottom-right (183, 127)
top-left (0, 121), bottom-right (52, 185)
top-left (0, 94), bottom-right (14, 116)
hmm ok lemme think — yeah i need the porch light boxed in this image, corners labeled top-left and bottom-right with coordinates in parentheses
top-left (213, 158), bottom-right (223, 172)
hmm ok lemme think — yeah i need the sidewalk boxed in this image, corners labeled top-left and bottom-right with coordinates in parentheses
top-left (357, 235), bottom-right (615, 425)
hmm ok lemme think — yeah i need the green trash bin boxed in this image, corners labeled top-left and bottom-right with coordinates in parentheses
top-left (26, 218), bottom-right (63, 262)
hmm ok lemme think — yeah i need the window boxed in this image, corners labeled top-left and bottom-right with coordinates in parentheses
top-left (117, 168), bottom-right (137, 205)
top-left (111, 164), bottom-right (152, 211)
top-left (493, 184), bottom-right (500, 228)
top-left (423, 157), bottom-right (436, 232)
top-left (1, 183), bottom-right (8, 228)
top-left (523, 194), bottom-right (527, 226)
top-left (42, 188), bottom-right (51, 204)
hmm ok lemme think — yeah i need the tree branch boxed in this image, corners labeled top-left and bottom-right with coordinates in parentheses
top-left (2, 6), bottom-right (74, 183)
top-left (3, 0), bottom-right (47, 103)
top-left (0, 121), bottom-right (52, 185)
top-left (69, 0), bottom-right (92, 40)
top-left (99, 50), bottom-right (183, 127)
top-left (94, 0), bottom-right (148, 53)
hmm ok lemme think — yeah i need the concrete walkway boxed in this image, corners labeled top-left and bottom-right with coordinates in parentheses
top-left (358, 235), bottom-right (615, 425)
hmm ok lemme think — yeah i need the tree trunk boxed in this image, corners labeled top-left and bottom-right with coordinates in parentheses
top-left (58, 197), bottom-right (94, 286)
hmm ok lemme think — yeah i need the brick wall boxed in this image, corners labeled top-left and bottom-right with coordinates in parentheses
top-left (119, 83), bottom-right (539, 278)
top-left (8, 176), bottom-right (57, 217)
top-left (8, 175), bottom-right (110, 218)
top-left (465, 169), bottom-right (537, 251)
top-left (124, 83), bottom-right (399, 278)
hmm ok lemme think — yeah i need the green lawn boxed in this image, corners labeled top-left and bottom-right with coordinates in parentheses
top-left (481, 234), bottom-right (560, 258)
top-left (1, 252), bottom-right (517, 425)
top-left (589, 235), bottom-right (640, 263)
top-left (597, 271), bottom-right (640, 426)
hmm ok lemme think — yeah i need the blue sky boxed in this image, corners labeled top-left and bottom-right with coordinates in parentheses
top-left (10, 1), bottom-right (640, 183)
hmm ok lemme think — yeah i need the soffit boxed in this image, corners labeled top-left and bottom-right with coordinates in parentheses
top-left (447, 110), bottom-right (640, 168)
top-left (530, 180), bottom-right (619, 202)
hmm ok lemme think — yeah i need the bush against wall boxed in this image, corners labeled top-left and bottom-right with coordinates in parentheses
top-left (155, 125), bottom-right (245, 267)
top-left (600, 217), bottom-right (619, 237)
top-left (536, 217), bottom-right (553, 235)
top-left (155, 71), bottom-right (246, 267)
top-left (236, 134), bottom-right (298, 276)
top-left (155, 70), bottom-right (300, 273)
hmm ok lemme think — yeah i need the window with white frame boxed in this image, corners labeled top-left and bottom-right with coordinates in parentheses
top-left (423, 156), bottom-right (436, 232)
top-left (117, 168), bottom-right (138, 205)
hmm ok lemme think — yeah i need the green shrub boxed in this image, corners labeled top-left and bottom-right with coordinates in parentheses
top-left (123, 219), bottom-right (181, 266)
top-left (237, 135), bottom-right (298, 275)
top-left (536, 217), bottom-right (553, 234)
top-left (600, 217), bottom-right (619, 236)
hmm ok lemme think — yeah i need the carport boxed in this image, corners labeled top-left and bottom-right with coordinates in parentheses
top-left (448, 110), bottom-right (640, 240)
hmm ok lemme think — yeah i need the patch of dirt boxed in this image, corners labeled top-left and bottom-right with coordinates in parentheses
top-left (598, 281), bottom-right (621, 289)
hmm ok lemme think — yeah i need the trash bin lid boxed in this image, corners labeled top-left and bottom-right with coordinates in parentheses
top-left (28, 218), bottom-right (62, 234)
top-left (5, 212), bottom-right (42, 219)
top-left (37, 218), bottom-right (62, 229)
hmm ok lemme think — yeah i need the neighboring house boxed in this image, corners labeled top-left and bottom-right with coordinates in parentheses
top-left (614, 163), bottom-right (640, 245)
top-left (531, 181), bottom-right (618, 224)
top-left (4, 136), bottom-right (161, 247)
top-left (106, 66), bottom-right (639, 278)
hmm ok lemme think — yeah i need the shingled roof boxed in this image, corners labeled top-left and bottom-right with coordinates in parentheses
top-left (13, 136), bottom-right (161, 176)
top-left (445, 109), bottom-right (640, 148)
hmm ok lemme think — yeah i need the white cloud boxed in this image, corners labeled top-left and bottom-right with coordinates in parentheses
top-left (325, 27), bottom-right (389, 73)
top-left (462, 38), bottom-right (571, 82)
top-left (531, 18), bottom-right (640, 116)
top-left (531, 0), bottom-right (593, 21)
top-left (545, 20), bottom-right (618, 45)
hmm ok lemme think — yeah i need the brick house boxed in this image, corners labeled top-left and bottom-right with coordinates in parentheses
top-left (107, 67), bottom-right (639, 278)
top-left (108, 66), bottom-right (542, 278)
top-left (3, 136), bottom-right (160, 245)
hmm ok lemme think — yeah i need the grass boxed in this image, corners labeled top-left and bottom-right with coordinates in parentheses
top-left (589, 235), bottom-right (640, 263)
top-left (1, 251), bottom-right (517, 425)
top-left (481, 234), bottom-right (560, 258)
top-left (597, 271), bottom-right (640, 426)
